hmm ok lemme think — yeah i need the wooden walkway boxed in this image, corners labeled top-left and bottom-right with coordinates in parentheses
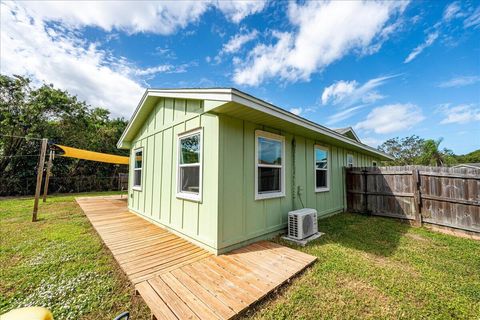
top-left (77, 196), bottom-right (317, 320)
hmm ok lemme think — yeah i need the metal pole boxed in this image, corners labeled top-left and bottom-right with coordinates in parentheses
top-left (32, 138), bottom-right (48, 222)
top-left (42, 150), bottom-right (54, 202)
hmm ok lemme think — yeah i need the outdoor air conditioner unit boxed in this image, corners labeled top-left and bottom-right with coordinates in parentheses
top-left (288, 208), bottom-right (318, 240)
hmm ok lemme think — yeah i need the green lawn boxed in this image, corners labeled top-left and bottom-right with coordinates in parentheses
top-left (1, 194), bottom-right (479, 319)
top-left (248, 213), bottom-right (480, 319)
top-left (0, 192), bottom-right (149, 320)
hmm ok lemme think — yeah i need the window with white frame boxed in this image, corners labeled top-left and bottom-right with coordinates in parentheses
top-left (177, 129), bottom-right (202, 201)
top-left (372, 161), bottom-right (378, 167)
top-left (315, 145), bottom-right (329, 191)
top-left (346, 153), bottom-right (354, 168)
top-left (133, 148), bottom-right (143, 189)
top-left (255, 131), bottom-right (285, 200)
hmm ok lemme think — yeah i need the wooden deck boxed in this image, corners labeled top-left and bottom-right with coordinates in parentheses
top-left (77, 196), bottom-right (317, 320)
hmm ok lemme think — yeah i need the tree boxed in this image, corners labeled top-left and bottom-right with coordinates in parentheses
top-left (417, 138), bottom-right (456, 166)
top-left (378, 135), bottom-right (459, 166)
top-left (455, 149), bottom-right (480, 164)
top-left (0, 74), bottom-right (128, 195)
top-left (378, 135), bottom-right (425, 165)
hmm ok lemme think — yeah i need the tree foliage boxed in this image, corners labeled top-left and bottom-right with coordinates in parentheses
top-left (378, 135), bottom-right (476, 166)
top-left (418, 138), bottom-right (456, 166)
top-left (378, 135), bottom-right (425, 165)
top-left (0, 74), bottom-right (128, 194)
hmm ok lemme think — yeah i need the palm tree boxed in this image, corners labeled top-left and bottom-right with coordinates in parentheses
top-left (419, 138), bottom-right (454, 166)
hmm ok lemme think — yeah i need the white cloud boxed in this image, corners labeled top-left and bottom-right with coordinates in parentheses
top-left (15, 1), bottom-right (209, 35)
top-left (321, 75), bottom-right (394, 107)
top-left (438, 75), bottom-right (480, 88)
top-left (215, 1), bottom-right (267, 24)
top-left (14, 1), bottom-right (266, 35)
top-left (355, 103), bottom-right (425, 134)
top-left (439, 104), bottom-right (480, 124)
top-left (326, 105), bottom-right (367, 125)
top-left (1, 1), bottom-right (147, 117)
top-left (404, 31), bottom-right (439, 63)
top-left (133, 64), bottom-right (190, 77)
top-left (361, 137), bottom-right (383, 148)
top-left (464, 6), bottom-right (480, 28)
top-left (0, 0), bottom-right (267, 118)
top-left (233, 1), bottom-right (408, 86)
top-left (443, 2), bottom-right (462, 21)
top-left (222, 30), bottom-right (258, 54)
top-left (214, 29), bottom-right (258, 63)
top-left (289, 108), bottom-right (302, 116)
top-left (321, 81), bottom-right (357, 105)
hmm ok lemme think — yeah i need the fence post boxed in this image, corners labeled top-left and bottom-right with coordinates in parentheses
top-left (32, 138), bottom-right (48, 222)
top-left (412, 168), bottom-right (422, 227)
top-left (362, 168), bottom-right (369, 215)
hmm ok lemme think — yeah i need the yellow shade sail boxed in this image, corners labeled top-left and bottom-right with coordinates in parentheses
top-left (55, 144), bottom-right (129, 165)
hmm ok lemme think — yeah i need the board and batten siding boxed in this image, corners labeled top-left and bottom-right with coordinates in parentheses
top-left (217, 114), bottom-right (377, 251)
top-left (128, 97), bottom-right (220, 251)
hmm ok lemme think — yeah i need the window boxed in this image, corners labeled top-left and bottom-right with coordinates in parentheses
top-left (255, 130), bottom-right (285, 200)
top-left (346, 154), bottom-right (354, 168)
top-left (372, 161), bottom-right (378, 167)
top-left (315, 145), bottom-right (329, 191)
top-left (133, 148), bottom-right (143, 189)
top-left (177, 128), bottom-right (202, 201)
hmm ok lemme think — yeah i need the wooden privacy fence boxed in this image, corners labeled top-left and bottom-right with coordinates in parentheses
top-left (346, 166), bottom-right (480, 234)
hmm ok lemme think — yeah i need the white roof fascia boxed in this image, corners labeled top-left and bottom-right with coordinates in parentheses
top-left (118, 88), bottom-right (393, 160)
top-left (147, 88), bottom-right (233, 102)
top-left (117, 90), bottom-right (149, 148)
top-left (117, 89), bottom-right (232, 148)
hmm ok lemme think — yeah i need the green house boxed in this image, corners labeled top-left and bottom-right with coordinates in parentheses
top-left (117, 88), bottom-right (392, 254)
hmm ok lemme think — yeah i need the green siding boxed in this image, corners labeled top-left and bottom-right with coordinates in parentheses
top-left (128, 99), bottom-right (378, 254)
top-left (217, 114), bottom-right (378, 251)
top-left (128, 97), bottom-right (219, 251)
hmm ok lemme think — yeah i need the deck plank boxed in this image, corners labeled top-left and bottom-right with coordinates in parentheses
top-left (149, 277), bottom-right (200, 320)
top-left (160, 272), bottom-right (222, 320)
top-left (76, 196), bottom-right (317, 320)
top-left (135, 281), bottom-right (178, 320)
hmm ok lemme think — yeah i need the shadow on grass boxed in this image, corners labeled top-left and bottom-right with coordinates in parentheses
top-left (314, 212), bottom-right (412, 257)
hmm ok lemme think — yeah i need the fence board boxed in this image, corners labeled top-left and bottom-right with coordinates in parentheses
top-left (346, 166), bottom-right (480, 234)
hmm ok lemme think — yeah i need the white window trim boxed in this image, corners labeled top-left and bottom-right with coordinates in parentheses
top-left (347, 153), bottom-right (354, 168)
top-left (132, 147), bottom-right (143, 191)
top-left (372, 160), bottom-right (378, 167)
top-left (314, 145), bottom-right (330, 192)
top-left (255, 130), bottom-right (286, 200)
top-left (176, 128), bottom-right (203, 202)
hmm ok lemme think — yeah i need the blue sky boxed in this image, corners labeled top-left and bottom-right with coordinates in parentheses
top-left (1, 1), bottom-right (479, 154)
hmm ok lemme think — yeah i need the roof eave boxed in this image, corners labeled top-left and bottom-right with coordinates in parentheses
top-left (229, 89), bottom-right (394, 161)
top-left (117, 89), bottom-right (150, 149)
top-left (117, 88), bottom-right (394, 161)
top-left (116, 88), bottom-right (234, 149)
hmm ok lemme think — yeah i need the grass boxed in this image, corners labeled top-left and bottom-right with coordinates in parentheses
top-left (0, 192), bottom-right (149, 320)
top-left (1, 194), bottom-right (479, 319)
top-left (246, 213), bottom-right (480, 320)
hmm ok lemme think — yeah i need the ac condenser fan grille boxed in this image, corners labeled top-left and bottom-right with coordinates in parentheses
top-left (303, 214), bottom-right (313, 236)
